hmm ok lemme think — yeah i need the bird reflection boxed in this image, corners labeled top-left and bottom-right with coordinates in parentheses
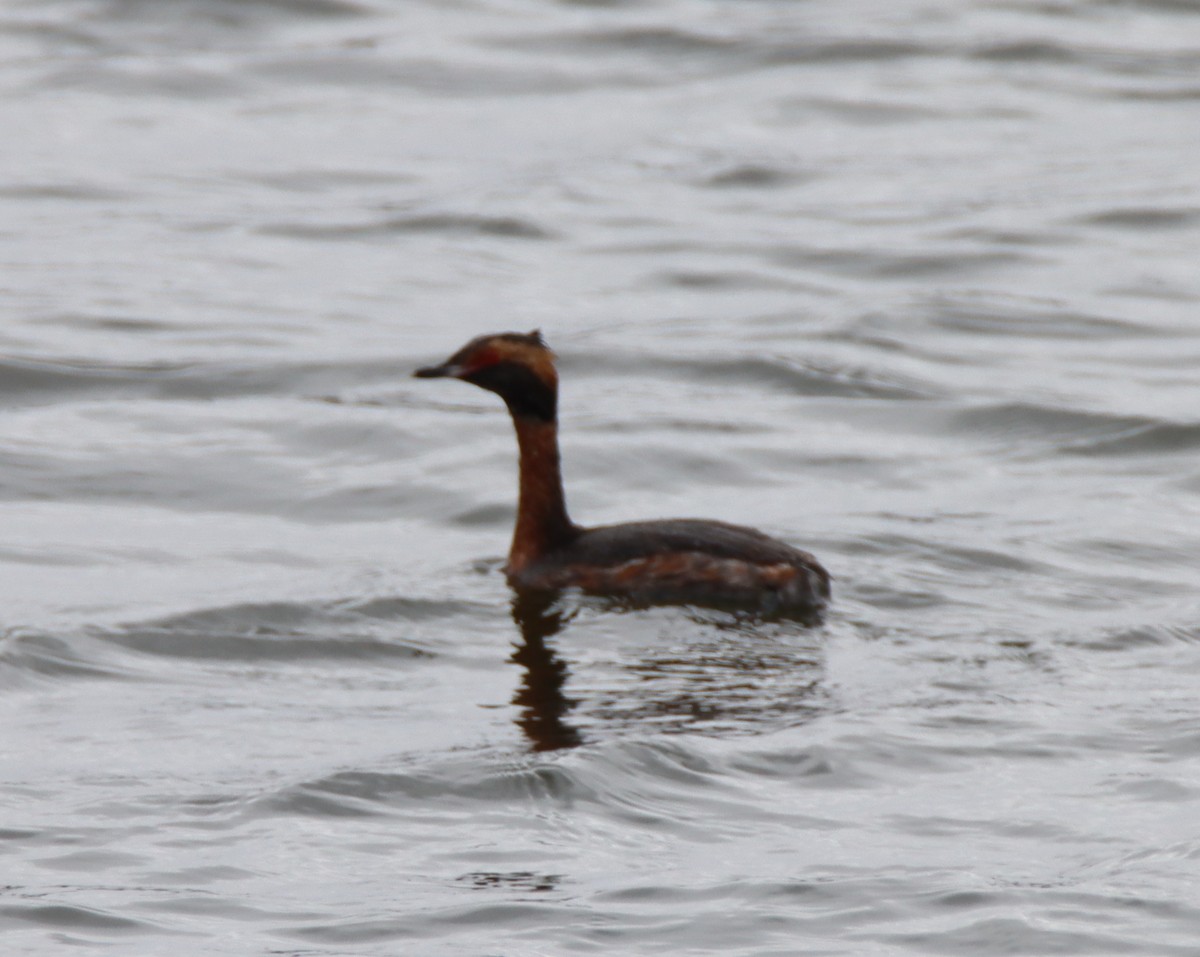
top-left (507, 588), bottom-right (827, 753)
top-left (509, 588), bottom-right (583, 751)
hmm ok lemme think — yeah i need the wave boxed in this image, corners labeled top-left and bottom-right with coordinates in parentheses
top-left (567, 350), bottom-right (930, 400)
top-left (0, 629), bottom-right (130, 686)
top-left (99, 596), bottom-right (480, 662)
top-left (259, 212), bottom-right (555, 242)
top-left (0, 353), bottom-right (417, 407)
top-left (948, 402), bottom-right (1200, 457)
top-left (0, 901), bottom-right (152, 935)
top-left (0, 594), bottom-right (490, 686)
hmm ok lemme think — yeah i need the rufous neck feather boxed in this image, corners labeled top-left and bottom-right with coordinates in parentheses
top-left (508, 417), bottom-right (576, 574)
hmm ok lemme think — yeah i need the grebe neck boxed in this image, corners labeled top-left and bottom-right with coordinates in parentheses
top-left (509, 415), bottom-right (576, 574)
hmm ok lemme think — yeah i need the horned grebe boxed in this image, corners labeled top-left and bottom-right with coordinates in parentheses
top-left (415, 332), bottom-right (831, 615)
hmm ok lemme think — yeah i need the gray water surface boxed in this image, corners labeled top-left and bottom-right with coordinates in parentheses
top-left (2, 1), bottom-right (1200, 954)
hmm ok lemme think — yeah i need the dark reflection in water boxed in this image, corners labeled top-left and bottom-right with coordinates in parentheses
top-left (509, 589), bottom-right (583, 752)
top-left (508, 588), bottom-right (827, 752)
top-left (457, 870), bottom-right (564, 893)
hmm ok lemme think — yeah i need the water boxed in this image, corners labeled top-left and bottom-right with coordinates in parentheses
top-left (2, 0), bottom-right (1200, 953)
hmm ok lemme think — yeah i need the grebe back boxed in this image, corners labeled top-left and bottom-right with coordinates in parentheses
top-left (415, 331), bottom-right (830, 615)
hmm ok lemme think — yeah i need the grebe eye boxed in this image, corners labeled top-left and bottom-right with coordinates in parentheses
top-left (467, 346), bottom-right (503, 371)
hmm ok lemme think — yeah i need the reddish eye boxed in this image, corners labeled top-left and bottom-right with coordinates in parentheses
top-left (462, 346), bottom-right (501, 375)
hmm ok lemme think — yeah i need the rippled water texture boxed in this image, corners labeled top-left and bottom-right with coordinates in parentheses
top-left (2, 0), bottom-right (1200, 954)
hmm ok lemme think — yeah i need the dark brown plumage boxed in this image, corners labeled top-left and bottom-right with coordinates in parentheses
top-left (415, 331), bottom-right (830, 615)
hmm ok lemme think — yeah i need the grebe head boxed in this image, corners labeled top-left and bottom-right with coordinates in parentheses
top-left (414, 331), bottom-right (557, 421)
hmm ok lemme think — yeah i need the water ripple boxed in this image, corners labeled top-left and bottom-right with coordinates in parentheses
top-left (98, 597), bottom-right (473, 663)
top-left (950, 402), bottom-right (1157, 448)
top-left (259, 211), bottom-right (556, 241)
top-left (0, 630), bottom-right (128, 685)
top-left (0, 902), bottom-right (153, 936)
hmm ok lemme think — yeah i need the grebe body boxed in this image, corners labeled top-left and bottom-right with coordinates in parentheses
top-left (415, 332), bottom-right (830, 615)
